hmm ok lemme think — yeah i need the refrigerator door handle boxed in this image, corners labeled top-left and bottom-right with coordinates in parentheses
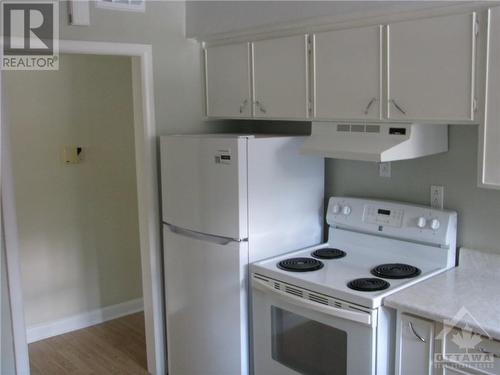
top-left (164, 223), bottom-right (247, 245)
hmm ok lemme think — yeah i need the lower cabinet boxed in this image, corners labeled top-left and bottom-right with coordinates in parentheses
top-left (395, 311), bottom-right (500, 375)
top-left (396, 313), bottom-right (435, 375)
top-left (440, 326), bottom-right (500, 375)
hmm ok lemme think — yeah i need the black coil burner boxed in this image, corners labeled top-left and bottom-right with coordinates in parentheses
top-left (371, 263), bottom-right (421, 279)
top-left (277, 257), bottom-right (324, 272)
top-left (347, 278), bottom-right (390, 292)
top-left (311, 248), bottom-right (347, 260)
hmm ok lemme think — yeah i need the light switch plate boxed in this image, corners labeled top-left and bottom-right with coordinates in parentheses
top-left (63, 146), bottom-right (83, 164)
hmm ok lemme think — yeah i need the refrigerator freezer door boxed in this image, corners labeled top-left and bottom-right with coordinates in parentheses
top-left (164, 225), bottom-right (249, 375)
top-left (160, 135), bottom-right (248, 240)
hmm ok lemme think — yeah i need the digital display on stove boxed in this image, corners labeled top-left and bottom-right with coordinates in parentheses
top-left (378, 209), bottom-right (391, 216)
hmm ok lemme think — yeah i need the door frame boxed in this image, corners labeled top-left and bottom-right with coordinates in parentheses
top-left (0, 40), bottom-right (165, 375)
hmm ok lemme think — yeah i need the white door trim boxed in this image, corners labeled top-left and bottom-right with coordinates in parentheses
top-left (1, 91), bottom-right (30, 375)
top-left (0, 40), bottom-right (165, 375)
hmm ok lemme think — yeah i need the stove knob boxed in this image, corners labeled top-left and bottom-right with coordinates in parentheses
top-left (430, 219), bottom-right (441, 230)
top-left (342, 205), bottom-right (352, 216)
top-left (417, 217), bottom-right (427, 229)
top-left (332, 204), bottom-right (341, 214)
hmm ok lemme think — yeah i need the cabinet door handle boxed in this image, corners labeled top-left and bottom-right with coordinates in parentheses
top-left (364, 97), bottom-right (377, 115)
top-left (239, 99), bottom-right (248, 114)
top-left (255, 100), bottom-right (267, 114)
top-left (478, 346), bottom-right (500, 359)
top-left (390, 99), bottom-right (407, 115)
top-left (408, 322), bottom-right (426, 343)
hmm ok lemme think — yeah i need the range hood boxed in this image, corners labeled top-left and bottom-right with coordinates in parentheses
top-left (301, 122), bottom-right (448, 162)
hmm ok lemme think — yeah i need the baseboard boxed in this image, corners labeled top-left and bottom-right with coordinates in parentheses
top-left (26, 298), bottom-right (144, 344)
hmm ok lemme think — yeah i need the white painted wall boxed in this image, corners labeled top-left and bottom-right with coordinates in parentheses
top-left (4, 54), bottom-right (143, 326)
top-left (58, 0), bottom-right (208, 135)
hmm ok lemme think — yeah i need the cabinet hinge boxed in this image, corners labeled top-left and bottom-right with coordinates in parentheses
top-left (473, 98), bottom-right (478, 113)
top-left (475, 19), bottom-right (479, 37)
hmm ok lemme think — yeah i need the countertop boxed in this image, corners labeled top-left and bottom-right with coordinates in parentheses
top-left (384, 248), bottom-right (500, 340)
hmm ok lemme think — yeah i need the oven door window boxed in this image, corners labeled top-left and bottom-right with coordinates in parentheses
top-left (271, 306), bottom-right (347, 375)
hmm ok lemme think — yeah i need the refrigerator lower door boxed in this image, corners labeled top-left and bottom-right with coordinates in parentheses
top-left (164, 225), bottom-right (249, 375)
top-left (160, 135), bottom-right (248, 240)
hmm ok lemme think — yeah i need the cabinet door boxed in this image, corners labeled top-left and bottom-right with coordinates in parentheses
top-left (205, 43), bottom-right (251, 117)
top-left (387, 13), bottom-right (476, 122)
top-left (252, 35), bottom-right (309, 119)
top-left (313, 26), bottom-right (382, 120)
top-left (397, 314), bottom-right (434, 375)
top-left (481, 7), bottom-right (500, 187)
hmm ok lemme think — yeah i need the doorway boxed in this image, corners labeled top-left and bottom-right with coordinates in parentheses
top-left (1, 42), bottom-right (165, 375)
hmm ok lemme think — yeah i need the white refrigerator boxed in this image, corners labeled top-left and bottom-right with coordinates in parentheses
top-left (160, 134), bottom-right (324, 375)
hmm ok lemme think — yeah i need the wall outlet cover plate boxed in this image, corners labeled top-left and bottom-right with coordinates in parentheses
top-left (430, 185), bottom-right (444, 209)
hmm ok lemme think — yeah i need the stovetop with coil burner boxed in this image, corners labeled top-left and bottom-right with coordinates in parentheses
top-left (251, 197), bottom-right (458, 309)
top-left (252, 241), bottom-right (442, 308)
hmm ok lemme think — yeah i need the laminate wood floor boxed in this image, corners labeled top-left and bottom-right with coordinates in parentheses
top-left (29, 312), bottom-right (149, 375)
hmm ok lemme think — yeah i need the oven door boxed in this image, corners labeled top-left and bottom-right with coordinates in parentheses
top-left (252, 275), bottom-right (377, 375)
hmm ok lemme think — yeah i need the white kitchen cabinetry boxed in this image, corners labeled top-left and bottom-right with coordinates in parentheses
top-left (204, 12), bottom-right (479, 123)
top-left (480, 7), bottom-right (500, 188)
top-left (395, 310), bottom-right (500, 375)
top-left (252, 35), bottom-right (309, 119)
top-left (442, 366), bottom-right (484, 375)
top-left (396, 313), bottom-right (435, 375)
top-left (440, 325), bottom-right (500, 375)
top-left (204, 43), bottom-right (251, 117)
top-left (387, 13), bottom-right (477, 122)
top-left (313, 25), bottom-right (382, 120)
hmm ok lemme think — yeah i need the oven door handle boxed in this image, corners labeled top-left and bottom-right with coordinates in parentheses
top-left (253, 278), bottom-right (374, 327)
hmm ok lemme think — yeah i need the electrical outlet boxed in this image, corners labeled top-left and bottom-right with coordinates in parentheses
top-left (430, 185), bottom-right (444, 209)
top-left (379, 162), bottom-right (391, 178)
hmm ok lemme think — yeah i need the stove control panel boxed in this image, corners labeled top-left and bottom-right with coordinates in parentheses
top-left (363, 205), bottom-right (404, 227)
top-left (326, 197), bottom-right (457, 248)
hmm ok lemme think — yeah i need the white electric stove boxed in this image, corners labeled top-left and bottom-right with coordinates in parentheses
top-left (251, 197), bottom-right (457, 375)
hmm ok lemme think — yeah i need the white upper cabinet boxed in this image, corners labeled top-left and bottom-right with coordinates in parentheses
top-left (203, 11), bottom-right (480, 123)
top-left (481, 7), bottom-right (500, 188)
top-left (387, 13), bottom-right (477, 122)
top-left (252, 35), bottom-right (309, 119)
top-left (205, 43), bottom-right (251, 117)
top-left (313, 26), bottom-right (382, 120)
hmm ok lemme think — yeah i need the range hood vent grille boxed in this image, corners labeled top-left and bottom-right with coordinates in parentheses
top-left (301, 122), bottom-right (448, 162)
top-left (337, 124), bottom-right (381, 134)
